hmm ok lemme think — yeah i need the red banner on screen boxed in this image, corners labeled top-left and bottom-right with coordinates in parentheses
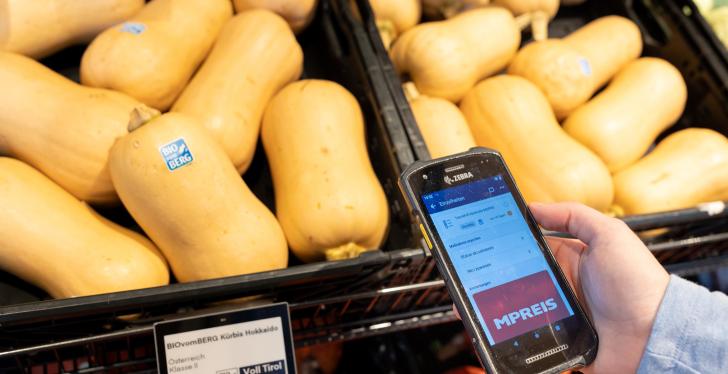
top-left (473, 271), bottom-right (571, 344)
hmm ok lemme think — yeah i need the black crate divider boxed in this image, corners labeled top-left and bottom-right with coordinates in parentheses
top-left (355, 0), bottom-right (432, 162)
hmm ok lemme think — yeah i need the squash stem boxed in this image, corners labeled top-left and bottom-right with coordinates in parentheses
top-left (441, 2), bottom-right (461, 19)
top-left (128, 105), bottom-right (161, 132)
top-left (376, 20), bottom-right (397, 50)
top-left (324, 243), bottom-right (371, 261)
top-left (439, 0), bottom-right (490, 18)
top-left (531, 11), bottom-right (549, 41)
top-left (402, 82), bottom-right (421, 101)
top-left (515, 13), bottom-right (532, 31)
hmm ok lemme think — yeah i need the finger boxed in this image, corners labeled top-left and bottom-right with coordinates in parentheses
top-left (544, 235), bottom-right (586, 259)
top-left (545, 237), bottom-right (594, 325)
top-left (530, 202), bottom-right (614, 247)
top-left (452, 304), bottom-right (461, 320)
top-left (545, 236), bottom-right (584, 292)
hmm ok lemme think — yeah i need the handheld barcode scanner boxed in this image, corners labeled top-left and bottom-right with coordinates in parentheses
top-left (398, 147), bottom-right (597, 373)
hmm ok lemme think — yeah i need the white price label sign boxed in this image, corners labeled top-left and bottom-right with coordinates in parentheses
top-left (154, 303), bottom-right (295, 374)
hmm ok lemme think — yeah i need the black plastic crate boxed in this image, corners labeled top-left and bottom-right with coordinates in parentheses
top-left (0, 0), bottom-right (420, 304)
top-left (366, 0), bottom-right (728, 265)
top-left (0, 0), bottom-right (425, 358)
top-left (371, 0), bottom-right (728, 159)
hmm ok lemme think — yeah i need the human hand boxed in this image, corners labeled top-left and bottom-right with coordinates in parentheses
top-left (529, 202), bottom-right (670, 373)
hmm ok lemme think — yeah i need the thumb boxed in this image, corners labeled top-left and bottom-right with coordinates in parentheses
top-left (529, 202), bottom-right (613, 247)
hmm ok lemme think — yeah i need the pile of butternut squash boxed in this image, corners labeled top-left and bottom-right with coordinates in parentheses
top-left (388, 4), bottom-right (728, 215)
top-left (0, 0), bottom-right (390, 300)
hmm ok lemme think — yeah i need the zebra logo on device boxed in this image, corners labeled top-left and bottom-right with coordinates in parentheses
top-left (160, 138), bottom-right (194, 171)
top-left (444, 172), bottom-right (474, 185)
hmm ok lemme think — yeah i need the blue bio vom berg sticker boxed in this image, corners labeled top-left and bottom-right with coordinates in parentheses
top-left (578, 57), bottom-right (592, 77)
top-left (160, 138), bottom-right (194, 171)
top-left (120, 22), bottom-right (146, 35)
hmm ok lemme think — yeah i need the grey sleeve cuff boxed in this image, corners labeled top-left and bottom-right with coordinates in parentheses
top-left (637, 275), bottom-right (728, 373)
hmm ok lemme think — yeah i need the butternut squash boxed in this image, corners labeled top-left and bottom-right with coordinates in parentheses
top-left (493, 0), bottom-right (559, 40)
top-left (564, 57), bottom-right (687, 172)
top-left (403, 82), bottom-right (476, 158)
top-left (613, 128), bottom-right (728, 215)
top-left (172, 10), bottom-right (303, 173)
top-left (0, 52), bottom-right (141, 204)
top-left (390, 7), bottom-right (520, 102)
top-left (460, 75), bottom-right (613, 211)
top-left (81, 0), bottom-right (233, 110)
top-left (565, 16), bottom-right (643, 87)
top-left (508, 39), bottom-right (594, 119)
top-left (369, 0), bottom-right (421, 34)
top-left (262, 80), bottom-right (389, 262)
top-left (0, 0), bottom-right (144, 59)
top-left (109, 107), bottom-right (288, 282)
top-left (232, 0), bottom-right (317, 33)
top-left (508, 16), bottom-right (642, 118)
top-left (0, 157), bottom-right (168, 299)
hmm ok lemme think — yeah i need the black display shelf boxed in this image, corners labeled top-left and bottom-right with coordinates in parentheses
top-left (2, 1), bottom-right (728, 372)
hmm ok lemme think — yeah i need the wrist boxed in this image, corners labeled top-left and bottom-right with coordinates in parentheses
top-left (638, 275), bottom-right (728, 373)
top-left (586, 270), bottom-right (669, 373)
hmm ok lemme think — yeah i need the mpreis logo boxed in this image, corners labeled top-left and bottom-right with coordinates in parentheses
top-left (473, 271), bottom-right (572, 344)
top-left (493, 298), bottom-right (558, 330)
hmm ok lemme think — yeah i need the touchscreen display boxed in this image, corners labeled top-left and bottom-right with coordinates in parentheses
top-left (422, 175), bottom-right (574, 346)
